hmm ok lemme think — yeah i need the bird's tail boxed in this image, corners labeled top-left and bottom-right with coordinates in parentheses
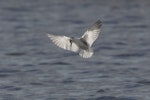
top-left (79, 48), bottom-right (93, 58)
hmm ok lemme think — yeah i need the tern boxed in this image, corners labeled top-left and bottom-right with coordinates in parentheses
top-left (47, 20), bottom-right (102, 58)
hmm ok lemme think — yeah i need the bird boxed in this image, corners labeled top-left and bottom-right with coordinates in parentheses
top-left (47, 20), bottom-right (102, 58)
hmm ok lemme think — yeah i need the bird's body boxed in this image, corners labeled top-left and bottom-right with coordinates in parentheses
top-left (72, 38), bottom-right (89, 50)
top-left (47, 20), bottom-right (102, 58)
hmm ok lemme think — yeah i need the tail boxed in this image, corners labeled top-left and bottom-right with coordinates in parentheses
top-left (79, 48), bottom-right (93, 58)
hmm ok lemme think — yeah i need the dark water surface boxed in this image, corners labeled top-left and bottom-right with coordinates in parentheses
top-left (0, 0), bottom-right (150, 100)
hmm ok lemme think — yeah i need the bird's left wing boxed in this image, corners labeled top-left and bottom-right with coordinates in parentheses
top-left (81, 20), bottom-right (102, 47)
top-left (47, 34), bottom-right (79, 52)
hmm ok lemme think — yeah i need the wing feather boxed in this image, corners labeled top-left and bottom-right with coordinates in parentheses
top-left (81, 20), bottom-right (102, 46)
top-left (47, 34), bottom-right (79, 52)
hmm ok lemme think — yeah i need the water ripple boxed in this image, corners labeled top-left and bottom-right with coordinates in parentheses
top-left (137, 80), bottom-right (150, 85)
top-left (86, 96), bottom-right (137, 100)
top-left (5, 52), bottom-right (26, 56)
top-left (113, 52), bottom-right (145, 58)
top-left (0, 85), bottom-right (22, 91)
top-left (0, 69), bottom-right (20, 73)
top-left (51, 61), bottom-right (71, 65)
top-left (62, 78), bottom-right (74, 84)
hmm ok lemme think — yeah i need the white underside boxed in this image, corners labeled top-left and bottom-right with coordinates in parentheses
top-left (79, 48), bottom-right (93, 58)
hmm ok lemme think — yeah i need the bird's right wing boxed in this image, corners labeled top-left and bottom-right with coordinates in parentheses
top-left (47, 34), bottom-right (79, 52)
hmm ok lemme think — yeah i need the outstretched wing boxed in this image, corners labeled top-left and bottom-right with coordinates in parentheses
top-left (81, 20), bottom-right (102, 47)
top-left (47, 34), bottom-right (79, 52)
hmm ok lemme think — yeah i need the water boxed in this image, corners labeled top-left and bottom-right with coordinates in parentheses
top-left (0, 0), bottom-right (150, 100)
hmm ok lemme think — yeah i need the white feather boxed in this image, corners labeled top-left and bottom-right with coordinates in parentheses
top-left (79, 49), bottom-right (93, 58)
top-left (81, 20), bottom-right (102, 47)
top-left (47, 34), bottom-right (79, 52)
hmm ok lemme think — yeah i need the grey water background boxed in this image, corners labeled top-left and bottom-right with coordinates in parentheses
top-left (0, 0), bottom-right (150, 100)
